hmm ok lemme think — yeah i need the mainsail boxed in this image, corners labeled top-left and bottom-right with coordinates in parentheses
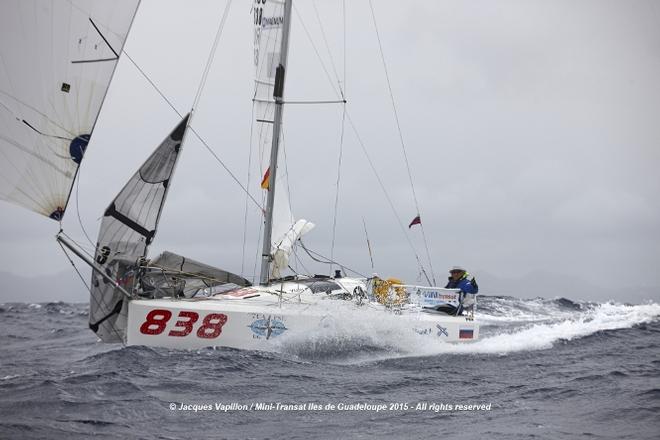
top-left (90, 115), bottom-right (189, 342)
top-left (253, 0), bottom-right (313, 279)
top-left (0, 0), bottom-right (139, 220)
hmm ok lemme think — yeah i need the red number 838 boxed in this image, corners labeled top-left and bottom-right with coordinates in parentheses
top-left (139, 309), bottom-right (228, 339)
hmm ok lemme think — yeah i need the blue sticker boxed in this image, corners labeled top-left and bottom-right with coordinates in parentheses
top-left (69, 134), bottom-right (90, 164)
top-left (248, 316), bottom-right (287, 339)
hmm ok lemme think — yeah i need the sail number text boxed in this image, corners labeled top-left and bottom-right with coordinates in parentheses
top-left (139, 309), bottom-right (228, 339)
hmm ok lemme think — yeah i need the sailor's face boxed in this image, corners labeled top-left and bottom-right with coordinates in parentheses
top-left (449, 270), bottom-right (464, 281)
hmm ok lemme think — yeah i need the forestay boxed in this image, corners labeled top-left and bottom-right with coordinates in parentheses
top-left (90, 115), bottom-right (189, 343)
top-left (0, 0), bottom-right (139, 220)
top-left (253, 0), bottom-right (312, 278)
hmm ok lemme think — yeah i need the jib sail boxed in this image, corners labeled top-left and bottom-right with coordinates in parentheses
top-left (90, 115), bottom-right (189, 342)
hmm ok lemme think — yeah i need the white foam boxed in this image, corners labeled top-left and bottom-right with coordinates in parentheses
top-left (416, 302), bottom-right (659, 356)
top-left (1, 375), bottom-right (20, 380)
top-left (277, 301), bottom-right (660, 361)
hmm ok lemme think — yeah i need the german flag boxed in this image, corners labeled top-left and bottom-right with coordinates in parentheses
top-left (260, 167), bottom-right (270, 190)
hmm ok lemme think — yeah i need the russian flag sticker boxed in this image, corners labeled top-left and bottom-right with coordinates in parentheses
top-left (459, 328), bottom-right (474, 339)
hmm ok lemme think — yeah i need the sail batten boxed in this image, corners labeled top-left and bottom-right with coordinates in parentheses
top-left (0, 0), bottom-right (140, 220)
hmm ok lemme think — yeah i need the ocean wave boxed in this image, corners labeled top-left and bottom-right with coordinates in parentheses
top-left (476, 296), bottom-right (595, 324)
top-left (2, 298), bottom-right (658, 362)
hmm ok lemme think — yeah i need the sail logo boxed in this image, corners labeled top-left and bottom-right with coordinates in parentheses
top-left (261, 16), bottom-right (284, 29)
top-left (248, 315), bottom-right (287, 339)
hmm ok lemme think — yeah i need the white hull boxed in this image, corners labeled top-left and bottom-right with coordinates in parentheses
top-left (125, 281), bottom-right (479, 351)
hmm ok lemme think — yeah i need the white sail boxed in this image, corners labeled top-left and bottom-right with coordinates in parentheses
top-left (0, 0), bottom-right (139, 220)
top-left (253, 0), bottom-right (309, 277)
top-left (90, 115), bottom-right (189, 343)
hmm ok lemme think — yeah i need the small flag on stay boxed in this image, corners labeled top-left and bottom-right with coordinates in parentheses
top-left (260, 167), bottom-right (270, 190)
top-left (459, 328), bottom-right (474, 339)
top-left (408, 215), bottom-right (421, 228)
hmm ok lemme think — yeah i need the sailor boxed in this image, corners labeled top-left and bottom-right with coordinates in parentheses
top-left (443, 266), bottom-right (478, 315)
top-left (445, 266), bottom-right (478, 294)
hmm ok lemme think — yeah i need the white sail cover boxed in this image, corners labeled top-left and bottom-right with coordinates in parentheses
top-left (271, 219), bottom-right (315, 279)
top-left (90, 115), bottom-right (189, 343)
top-left (253, 0), bottom-right (310, 276)
top-left (0, 0), bottom-right (139, 220)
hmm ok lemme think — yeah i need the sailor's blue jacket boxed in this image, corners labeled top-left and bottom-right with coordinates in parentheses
top-left (445, 273), bottom-right (478, 294)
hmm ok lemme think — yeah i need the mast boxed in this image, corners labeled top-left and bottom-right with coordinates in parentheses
top-left (259, 0), bottom-right (294, 285)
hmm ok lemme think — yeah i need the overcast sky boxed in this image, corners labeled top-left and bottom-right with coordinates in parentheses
top-left (1, 0), bottom-right (659, 301)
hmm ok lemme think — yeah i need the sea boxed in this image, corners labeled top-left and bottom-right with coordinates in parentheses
top-left (0, 296), bottom-right (658, 440)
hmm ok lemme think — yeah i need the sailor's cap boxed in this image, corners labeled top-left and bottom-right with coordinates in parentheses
top-left (449, 266), bottom-right (466, 272)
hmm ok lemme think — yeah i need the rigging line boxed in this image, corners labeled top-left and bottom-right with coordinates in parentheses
top-left (283, 99), bottom-right (346, 104)
top-left (57, 240), bottom-right (91, 292)
top-left (292, 3), bottom-right (342, 100)
top-left (56, 238), bottom-right (127, 347)
top-left (252, 212), bottom-right (264, 284)
top-left (61, 231), bottom-right (96, 259)
top-left (310, 0), bottom-right (344, 97)
top-left (191, 0), bottom-right (232, 112)
top-left (252, 98), bottom-right (346, 104)
top-left (122, 51), bottom-right (182, 119)
top-left (330, 0), bottom-right (349, 274)
top-left (292, 243), bottom-right (312, 276)
top-left (74, 159), bottom-right (95, 247)
top-left (344, 109), bottom-right (431, 286)
top-left (122, 51), bottom-right (263, 212)
top-left (367, 0), bottom-right (436, 285)
top-left (279, 123), bottom-right (295, 216)
top-left (329, 104), bottom-right (346, 274)
top-left (241, 101), bottom-right (257, 277)
top-left (189, 126), bottom-right (262, 211)
top-left (298, 240), bottom-right (367, 278)
top-left (342, 0), bottom-right (346, 95)
top-left (362, 216), bottom-right (375, 271)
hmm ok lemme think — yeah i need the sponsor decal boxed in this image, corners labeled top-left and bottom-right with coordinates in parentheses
top-left (422, 290), bottom-right (459, 301)
top-left (224, 288), bottom-right (259, 299)
top-left (436, 324), bottom-right (448, 337)
top-left (248, 315), bottom-right (287, 340)
top-left (413, 327), bottom-right (432, 335)
top-left (459, 328), bottom-right (474, 339)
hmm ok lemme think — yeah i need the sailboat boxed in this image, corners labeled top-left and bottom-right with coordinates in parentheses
top-left (0, 0), bottom-right (479, 351)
